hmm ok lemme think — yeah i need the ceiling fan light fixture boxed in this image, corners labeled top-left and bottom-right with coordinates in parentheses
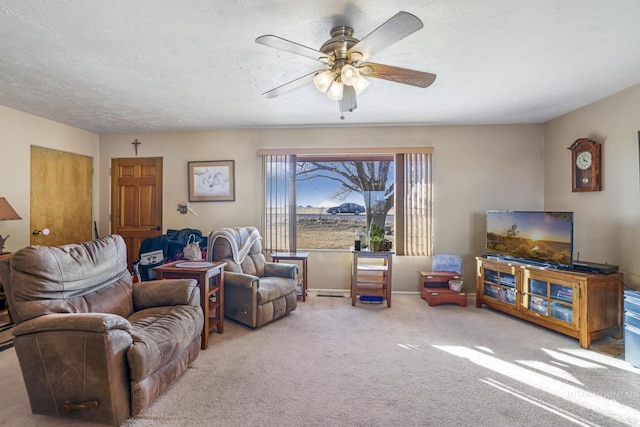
top-left (358, 65), bottom-right (373, 75)
top-left (313, 70), bottom-right (334, 93)
top-left (326, 81), bottom-right (344, 100)
top-left (340, 64), bottom-right (360, 86)
top-left (349, 52), bottom-right (363, 62)
top-left (352, 76), bottom-right (370, 95)
top-left (257, 11), bottom-right (436, 109)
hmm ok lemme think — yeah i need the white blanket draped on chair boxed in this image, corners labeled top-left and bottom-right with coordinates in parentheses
top-left (207, 227), bottom-right (262, 264)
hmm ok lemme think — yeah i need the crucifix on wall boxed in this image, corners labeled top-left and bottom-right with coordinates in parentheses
top-left (132, 139), bottom-right (141, 156)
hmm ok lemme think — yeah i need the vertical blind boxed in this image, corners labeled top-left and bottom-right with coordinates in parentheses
top-left (263, 154), bottom-right (295, 252)
top-left (403, 152), bottom-right (432, 256)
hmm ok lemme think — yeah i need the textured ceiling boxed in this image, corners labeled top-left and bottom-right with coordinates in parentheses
top-left (1, 1), bottom-right (640, 134)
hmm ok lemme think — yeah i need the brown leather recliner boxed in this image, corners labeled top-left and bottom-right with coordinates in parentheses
top-left (207, 227), bottom-right (297, 328)
top-left (0, 234), bottom-right (204, 425)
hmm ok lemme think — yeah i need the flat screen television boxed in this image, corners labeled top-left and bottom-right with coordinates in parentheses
top-left (485, 210), bottom-right (574, 268)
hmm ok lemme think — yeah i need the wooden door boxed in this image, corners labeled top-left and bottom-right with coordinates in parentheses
top-left (111, 157), bottom-right (163, 269)
top-left (31, 146), bottom-right (93, 246)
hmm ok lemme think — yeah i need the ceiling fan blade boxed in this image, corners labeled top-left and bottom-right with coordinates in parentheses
top-left (256, 35), bottom-right (327, 62)
top-left (261, 71), bottom-right (318, 98)
top-left (360, 62), bottom-right (436, 88)
top-left (348, 11), bottom-right (423, 61)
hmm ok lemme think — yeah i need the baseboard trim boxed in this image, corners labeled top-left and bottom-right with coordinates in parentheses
top-left (309, 289), bottom-right (477, 298)
top-left (310, 289), bottom-right (348, 297)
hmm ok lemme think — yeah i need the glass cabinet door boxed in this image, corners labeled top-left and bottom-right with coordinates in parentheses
top-left (549, 283), bottom-right (574, 323)
top-left (483, 267), bottom-right (517, 306)
top-left (522, 275), bottom-right (576, 326)
top-left (526, 279), bottom-right (549, 315)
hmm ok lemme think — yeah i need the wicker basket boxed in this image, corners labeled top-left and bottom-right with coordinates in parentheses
top-left (448, 280), bottom-right (463, 292)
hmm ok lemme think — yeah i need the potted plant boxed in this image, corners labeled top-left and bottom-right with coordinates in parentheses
top-left (369, 223), bottom-right (385, 251)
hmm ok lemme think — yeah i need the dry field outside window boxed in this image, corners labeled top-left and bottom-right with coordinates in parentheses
top-left (295, 207), bottom-right (394, 250)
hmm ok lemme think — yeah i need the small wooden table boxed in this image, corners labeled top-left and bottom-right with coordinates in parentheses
top-left (154, 260), bottom-right (226, 349)
top-left (271, 252), bottom-right (309, 302)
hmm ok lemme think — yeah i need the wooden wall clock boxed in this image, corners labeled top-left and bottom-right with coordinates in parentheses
top-left (568, 138), bottom-right (602, 192)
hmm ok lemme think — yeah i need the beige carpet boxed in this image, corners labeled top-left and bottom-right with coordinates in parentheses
top-left (1, 294), bottom-right (640, 427)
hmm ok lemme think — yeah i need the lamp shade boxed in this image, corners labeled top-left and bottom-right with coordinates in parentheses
top-left (327, 81), bottom-right (344, 100)
top-left (313, 70), bottom-right (334, 93)
top-left (340, 64), bottom-right (360, 86)
top-left (0, 198), bottom-right (21, 221)
top-left (352, 75), bottom-right (370, 95)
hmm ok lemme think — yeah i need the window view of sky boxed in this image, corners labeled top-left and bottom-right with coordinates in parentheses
top-left (295, 160), bottom-right (394, 208)
top-left (296, 177), bottom-right (364, 208)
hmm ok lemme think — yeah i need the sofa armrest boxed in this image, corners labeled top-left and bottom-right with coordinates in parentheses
top-left (265, 261), bottom-right (298, 279)
top-left (225, 271), bottom-right (259, 288)
top-left (133, 279), bottom-right (200, 311)
top-left (13, 313), bottom-right (131, 337)
top-left (11, 312), bottom-right (134, 425)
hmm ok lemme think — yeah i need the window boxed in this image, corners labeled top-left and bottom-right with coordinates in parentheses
top-left (296, 155), bottom-right (394, 250)
top-left (260, 148), bottom-right (432, 256)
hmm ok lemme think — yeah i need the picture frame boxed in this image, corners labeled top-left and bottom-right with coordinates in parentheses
top-left (188, 160), bottom-right (235, 202)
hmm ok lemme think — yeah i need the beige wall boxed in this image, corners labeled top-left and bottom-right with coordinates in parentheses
top-left (3, 83), bottom-right (639, 292)
top-left (544, 83), bottom-right (640, 288)
top-left (99, 125), bottom-right (544, 292)
top-left (0, 106), bottom-right (99, 252)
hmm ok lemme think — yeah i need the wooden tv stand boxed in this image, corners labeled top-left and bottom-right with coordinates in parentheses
top-left (476, 257), bottom-right (623, 349)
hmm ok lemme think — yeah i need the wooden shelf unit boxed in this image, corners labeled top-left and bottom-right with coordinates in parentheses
top-left (476, 257), bottom-right (623, 349)
top-left (351, 250), bottom-right (393, 307)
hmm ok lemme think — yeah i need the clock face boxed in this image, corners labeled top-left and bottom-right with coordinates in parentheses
top-left (575, 151), bottom-right (592, 170)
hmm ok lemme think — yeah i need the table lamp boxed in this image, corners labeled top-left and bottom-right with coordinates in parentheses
top-left (0, 197), bottom-right (22, 254)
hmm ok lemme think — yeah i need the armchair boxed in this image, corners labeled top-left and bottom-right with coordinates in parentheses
top-left (207, 227), bottom-right (297, 328)
top-left (0, 234), bottom-right (204, 425)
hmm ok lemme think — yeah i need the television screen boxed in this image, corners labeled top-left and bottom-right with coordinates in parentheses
top-left (485, 210), bottom-right (574, 268)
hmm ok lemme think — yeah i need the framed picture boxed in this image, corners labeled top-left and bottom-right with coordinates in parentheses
top-left (188, 160), bottom-right (235, 202)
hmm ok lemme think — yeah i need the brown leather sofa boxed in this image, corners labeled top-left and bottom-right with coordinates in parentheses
top-left (207, 226), bottom-right (297, 328)
top-left (0, 234), bottom-right (204, 425)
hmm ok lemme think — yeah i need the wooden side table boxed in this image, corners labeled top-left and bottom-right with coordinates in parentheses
top-left (154, 260), bottom-right (226, 349)
top-left (271, 252), bottom-right (309, 302)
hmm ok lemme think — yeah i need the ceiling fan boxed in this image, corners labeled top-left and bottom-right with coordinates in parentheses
top-left (256, 11), bottom-right (436, 119)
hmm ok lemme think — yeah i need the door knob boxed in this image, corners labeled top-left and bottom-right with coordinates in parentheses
top-left (32, 228), bottom-right (50, 235)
